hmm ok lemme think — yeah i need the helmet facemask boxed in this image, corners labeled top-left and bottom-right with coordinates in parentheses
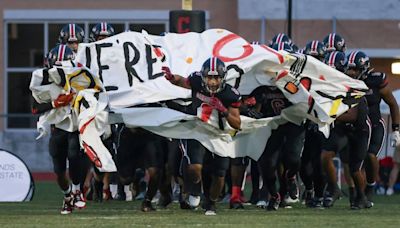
top-left (202, 70), bottom-right (226, 94)
top-left (201, 57), bottom-right (227, 94)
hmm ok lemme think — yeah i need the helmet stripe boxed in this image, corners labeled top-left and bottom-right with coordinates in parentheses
top-left (277, 33), bottom-right (283, 43)
top-left (329, 33), bottom-right (335, 50)
top-left (328, 52), bottom-right (336, 68)
top-left (311, 40), bottom-right (317, 53)
top-left (69, 24), bottom-right (76, 40)
top-left (102, 22), bottom-right (107, 33)
top-left (279, 42), bottom-right (284, 51)
top-left (69, 24), bottom-right (72, 39)
top-left (58, 44), bottom-right (66, 62)
top-left (349, 51), bottom-right (358, 65)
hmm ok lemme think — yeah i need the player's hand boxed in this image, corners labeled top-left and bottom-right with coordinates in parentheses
top-left (247, 109), bottom-right (263, 119)
top-left (162, 66), bottom-right (174, 81)
top-left (209, 97), bottom-right (228, 113)
top-left (391, 130), bottom-right (400, 147)
top-left (52, 93), bottom-right (75, 108)
top-left (243, 97), bottom-right (256, 106)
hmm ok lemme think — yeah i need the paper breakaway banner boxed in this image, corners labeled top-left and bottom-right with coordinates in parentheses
top-left (32, 29), bottom-right (368, 172)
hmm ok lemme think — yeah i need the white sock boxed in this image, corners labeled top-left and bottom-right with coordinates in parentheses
top-left (72, 184), bottom-right (80, 193)
top-left (367, 182), bottom-right (376, 187)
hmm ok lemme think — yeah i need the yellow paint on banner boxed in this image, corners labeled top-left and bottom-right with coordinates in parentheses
top-left (329, 98), bottom-right (342, 116)
top-left (73, 95), bottom-right (83, 113)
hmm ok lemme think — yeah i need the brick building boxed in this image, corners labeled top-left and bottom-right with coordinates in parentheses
top-left (0, 0), bottom-right (399, 171)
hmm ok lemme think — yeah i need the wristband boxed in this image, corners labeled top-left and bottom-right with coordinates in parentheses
top-left (392, 124), bottom-right (400, 131)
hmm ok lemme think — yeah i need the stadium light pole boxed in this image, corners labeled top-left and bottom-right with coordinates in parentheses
top-left (287, 0), bottom-right (292, 38)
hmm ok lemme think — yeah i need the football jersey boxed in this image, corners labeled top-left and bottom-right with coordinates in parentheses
top-left (364, 71), bottom-right (388, 124)
top-left (250, 85), bottom-right (292, 118)
top-left (336, 97), bottom-right (369, 132)
top-left (187, 72), bottom-right (241, 115)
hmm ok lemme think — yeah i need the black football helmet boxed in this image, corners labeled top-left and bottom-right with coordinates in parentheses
top-left (90, 22), bottom-right (115, 41)
top-left (346, 51), bottom-right (370, 80)
top-left (322, 33), bottom-right (346, 52)
top-left (271, 42), bottom-right (294, 52)
top-left (324, 51), bottom-right (347, 73)
top-left (304, 40), bottom-right (326, 61)
top-left (58, 23), bottom-right (85, 44)
top-left (296, 48), bottom-right (305, 54)
top-left (200, 57), bottom-right (227, 94)
top-left (270, 33), bottom-right (292, 46)
top-left (44, 44), bottom-right (75, 68)
top-left (291, 43), bottom-right (299, 52)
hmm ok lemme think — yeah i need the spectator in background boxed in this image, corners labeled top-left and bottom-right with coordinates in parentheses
top-left (387, 145), bottom-right (400, 195)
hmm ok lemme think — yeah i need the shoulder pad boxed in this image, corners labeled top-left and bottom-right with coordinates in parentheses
top-left (230, 87), bottom-right (240, 96)
top-left (191, 71), bottom-right (202, 77)
top-left (369, 71), bottom-right (385, 79)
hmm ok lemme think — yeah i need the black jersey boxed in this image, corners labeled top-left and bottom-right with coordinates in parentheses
top-left (364, 71), bottom-right (388, 124)
top-left (250, 85), bottom-right (292, 118)
top-left (336, 97), bottom-right (369, 132)
top-left (187, 72), bottom-right (241, 115)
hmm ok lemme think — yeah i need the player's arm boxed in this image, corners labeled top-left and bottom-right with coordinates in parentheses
top-left (31, 99), bottom-right (53, 114)
top-left (162, 66), bottom-right (191, 89)
top-left (31, 93), bottom-right (75, 114)
top-left (380, 86), bottom-right (400, 128)
top-left (224, 106), bottom-right (241, 130)
top-left (336, 105), bottom-right (358, 123)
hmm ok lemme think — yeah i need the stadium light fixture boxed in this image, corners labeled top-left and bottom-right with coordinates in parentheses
top-left (391, 62), bottom-right (400, 74)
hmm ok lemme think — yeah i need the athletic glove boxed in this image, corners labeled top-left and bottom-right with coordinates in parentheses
top-left (52, 93), bottom-right (74, 108)
top-left (390, 130), bottom-right (400, 147)
top-left (162, 66), bottom-right (174, 81)
top-left (243, 96), bottom-right (256, 106)
top-left (209, 97), bottom-right (228, 113)
top-left (247, 109), bottom-right (263, 119)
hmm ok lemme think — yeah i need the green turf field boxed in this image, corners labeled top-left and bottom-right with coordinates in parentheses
top-left (0, 181), bottom-right (400, 227)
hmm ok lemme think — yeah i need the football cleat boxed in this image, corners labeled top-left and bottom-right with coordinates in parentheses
top-left (158, 194), bottom-right (172, 209)
top-left (141, 199), bottom-right (156, 212)
top-left (188, 195), bottom-right (201, 208)
top-left (309, 197), bottom-right (324, 209)
top-left (61, 196), bottom-right (74, 215)
top-left (267, 193), bottom-right (281, 211)
top-left (286, 177), bottom-right (300, 203)
top-left (386, 187), bottom-right (394, 196)
top-left (73, 190), bottom-right (86, 209)
top-left (323, 188), bottom-right (341, 208)
top-left (256, 200), bottom-right (268, 209)
top-left (204, 200), bottom-right (217, 216)
top-left (229, 200), bottom-right (244, 209)
top-left (351, 196), bottom-right (373, 210)
top-left (304, 190), bottom-right (314, 207)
